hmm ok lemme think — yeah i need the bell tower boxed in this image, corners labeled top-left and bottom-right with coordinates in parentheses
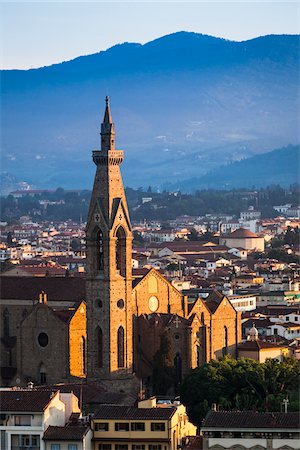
top-left (86, 97), bottom-right (134, 388)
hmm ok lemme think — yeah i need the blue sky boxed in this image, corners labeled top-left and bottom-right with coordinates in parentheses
top-left (1, 1), bottom-right (299, 69)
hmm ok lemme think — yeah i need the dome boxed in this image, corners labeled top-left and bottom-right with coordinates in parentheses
top-left (248, 323), bottom-right (259, 341)
top-left (230, 228), bottom-right (258, 238)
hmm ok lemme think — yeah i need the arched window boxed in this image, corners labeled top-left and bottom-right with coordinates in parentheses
top-left (97, 229), bottom-right (104, 271)
top-left (196, 345), bottom-right (201, 367)
top-left (201, 312), bottom-right (205, 325)
top-left (116, 227), bottom-right (126, 277)
top-left (80, 336), bottom-right (86, 375)
top-left (117, 326), bottom-right (125, 368)
top-left (223, 326), bottom-right (228, 356)
top-left (3, 309), bottom-right (9, 337)
top-left (97, 327), bottom-right (103, 368)
top-left (39, 363), bottom-right (46, 385)
top-left (174, 352), bottom-right (182, 386)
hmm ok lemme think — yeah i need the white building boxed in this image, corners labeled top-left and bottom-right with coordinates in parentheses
top-left (0, 389), bottom-right (82, 450)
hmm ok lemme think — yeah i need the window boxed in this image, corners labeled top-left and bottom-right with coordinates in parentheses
top-left (95, 422), bottom-right (109, 431)
top-left (68, 445), bottom-right (78, 450)
top-left (222, 326), bottom-right (228, 356)
top-left (131, 422), bottom-right (145, 431)
top-left (149, 446), bottom-right (162, 450)
top-left (116, 226), bottom-right (126, 277)
top-left (51, 445), bottom-right (60, 450)
top-left (286, 316), bottom-right (289, 321)
top-left (99, 445), bottom-right (111, 450)
top-left (115, 422), bottom-right (129, 431)
top-left (115, 445), bottom-right (128, 450)
top-left (37, 332), bottom-right (49, 348)
top-left (97, 229), bottom-right (104, 271)
top-left (80, 336), bottom-right (86, 375)
top-left (274, 328), bottom-right (278, 335)
top-left (132, 446), bottom-right (145, 450)
top-left (15, 415), bottom-right (31, 426)
top-left (3, 308), bottom-right (9, 337)
top-left (295, 316), bottom-right (298, 321)
top-left (151, 423), bottom-right (165, 431)
top-left (117, 326), bottom-right (125, 368)
top-left (97, 327), bottom-right (103, 368)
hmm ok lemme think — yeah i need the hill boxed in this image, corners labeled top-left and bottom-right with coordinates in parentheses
top-left (1, 32), bottom-right (299, 189)
top-left (165, 145), bottom-right (300, 191)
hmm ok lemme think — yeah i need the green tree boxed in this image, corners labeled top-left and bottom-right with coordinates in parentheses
top-left (180, 356), bottom-right (300, 427)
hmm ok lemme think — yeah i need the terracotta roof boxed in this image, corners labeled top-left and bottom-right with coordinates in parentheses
top-left (94, 405), bottom-right (176, 420)
top-left (202, 411), bottom-right (300, 429)
top-left (0, 390), bottom-right (56, 412)
top-left (43, 425), bottom-right (89, 441)
top-left (0, 276), bottom-right (85, 302)
top-left (238, 339), bottom-right (287, 350)
top-left (225, 228), bottom-right (258, 239)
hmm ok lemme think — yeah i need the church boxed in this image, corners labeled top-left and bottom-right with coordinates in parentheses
top-left (85, 98), bottom-right (242, 394)
top-left (0, 99), bottom-right (241, 391)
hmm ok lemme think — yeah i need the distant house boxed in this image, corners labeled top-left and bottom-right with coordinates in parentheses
top-left (219, 227), bottom-right (265, 252)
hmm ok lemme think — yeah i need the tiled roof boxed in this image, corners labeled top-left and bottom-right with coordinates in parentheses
top-left (238, 340), bottom-right (287, 351)
top-left (94, 405), bottom-right (176, 420)
top-left (202, 411), bottom-right (300, 429)
top-left (0, 390), bottom-right (56, 412)
top-left (225, 228), bottom-right (258, 239)
top-left (0, 276), bottom-right (85, 302)
top-left (43, 425), bottom-right (89, 441)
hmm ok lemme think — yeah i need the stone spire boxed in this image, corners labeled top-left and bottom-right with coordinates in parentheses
top-left (101, 96), bottom-right (115, 150)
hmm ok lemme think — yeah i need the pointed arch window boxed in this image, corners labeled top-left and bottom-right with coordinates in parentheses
top-left (39, 363), bottom-right (46, 385)
top-left (174, 352), bottom-right (182, 385)
top-left (117, 326), bottom-right (125, 368)
top-left (223, 326), bottom-right (228, 356)
top-left (97, 327), bottom-right (103, 368)
top-left (3, 309), bottom-right (9, 337)
top-left (97, 229), bottom-right (104, 271)
top-left (116, 227), bottom-right (126, 277)
top-left (80, 336), bottom-right (86, 375)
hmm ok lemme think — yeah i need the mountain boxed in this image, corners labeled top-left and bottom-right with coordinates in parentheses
top-left (1, 32), bottom-right (299, 190)
top-left (164, 145), bottom-right (300, 191)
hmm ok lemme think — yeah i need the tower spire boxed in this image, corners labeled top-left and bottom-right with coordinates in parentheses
top-left (101, 96), bottom-right (115, 150)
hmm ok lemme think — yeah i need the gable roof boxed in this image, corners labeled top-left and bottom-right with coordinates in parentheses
top-left (43, 425), bottom-right (89, 441)
top-left (132, 268), bottom-right (181, 297)
top-left (0, 390), bottom-right (57, 413)
top-left (202, 411), bottom-right (300, 429)
top-left (204, 291), bottom-right (226, 314)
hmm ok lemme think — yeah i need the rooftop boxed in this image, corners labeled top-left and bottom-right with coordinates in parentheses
top-left (93, 405), bottom-right (176, 420)
top-left (202, 411), bottom-right (300, 429)
top-left (0, 390), bottom-right (57, 413)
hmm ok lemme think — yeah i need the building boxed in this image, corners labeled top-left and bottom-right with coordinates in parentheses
top-left (85, 99), bottom-right (241, 394)
top-left (238, 325), bottom-right (289, 362)
top-left (219, 228), bottom-right (265, 252)
top-left (240, 206), bottom-right (261, 221)
top-left (201, 410), bottom-right (300, 450)
top-left (0, 99), bottom-right (241, 392)
top-left (92, 397), bottom-right (197, 450)
top-left (0, 389), bottom-right (81, 450)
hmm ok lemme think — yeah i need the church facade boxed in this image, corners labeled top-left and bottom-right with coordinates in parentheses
top-left (85, 99), bottom-right (242, 394)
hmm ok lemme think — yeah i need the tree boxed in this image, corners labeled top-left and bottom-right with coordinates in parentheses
top-left (188, 228), bottom-right (200, 241)
top-left (180, 356), bottom-right (300, 427)
top-left (152, 333), bottom-right (174, 395)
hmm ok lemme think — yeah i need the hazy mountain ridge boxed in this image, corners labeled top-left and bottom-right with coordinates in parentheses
top-left (1, 32), bottom-right (299, 190)
top-left (165, 145), bottom-right (300, 192)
